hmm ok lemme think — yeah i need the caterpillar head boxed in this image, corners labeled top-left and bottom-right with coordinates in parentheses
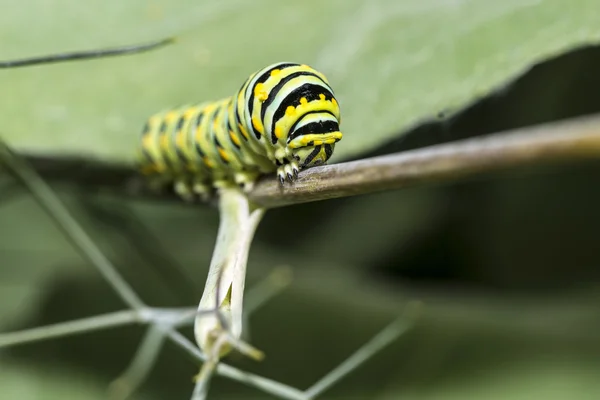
top-left (274, 64), bottom-right (343, 182)
top-left (293, 142), bottom-right (337, 168)
top-left (274, 108), bottom-right (342, 185)
top-left (277, 140), bottom-right (341, 185)
top-left (277, 128), bottom-right (342, 185)
top-left (287, 119), bottom-right (343, 169)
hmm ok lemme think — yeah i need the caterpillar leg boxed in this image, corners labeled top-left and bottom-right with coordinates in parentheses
top-left (192, 179), bottom-right (213, 202)
top-left (234, 171), bottom-right (260, 193)
top-left (276, 161), bottom-right (299, 185)
top-left (173, 180), bottom-right (195, 203)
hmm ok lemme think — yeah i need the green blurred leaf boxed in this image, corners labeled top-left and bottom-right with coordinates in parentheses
top-left (0, 361), bottom-right (156, 400)
top-left (1, 0), bottom-right (599, 164)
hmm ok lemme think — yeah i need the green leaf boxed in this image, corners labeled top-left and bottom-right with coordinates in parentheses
top-left (0, 361), bottom-right (157, 400)
top-left (1, 0), bottom-right (600, 164)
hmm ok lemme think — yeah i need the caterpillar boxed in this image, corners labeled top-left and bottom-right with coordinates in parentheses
top-left (137, 62), bottom-right (343, 200)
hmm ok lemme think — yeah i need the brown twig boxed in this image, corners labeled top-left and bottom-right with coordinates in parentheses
top-left (249, 114), bottom-right (600, 208)
top-left (13, 113), bottom-right (600, 209)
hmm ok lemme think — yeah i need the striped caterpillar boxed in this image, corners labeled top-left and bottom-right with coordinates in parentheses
top-left (137, 62), bottom-right (343, 200)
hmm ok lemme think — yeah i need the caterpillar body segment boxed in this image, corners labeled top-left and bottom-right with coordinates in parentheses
top-left (137, 62), bottom-right (343, 200)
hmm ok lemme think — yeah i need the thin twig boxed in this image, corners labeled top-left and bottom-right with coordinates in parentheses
top-left (108, 326), bottom-right (166, 400)
top-left (0, 37), bottom-right (174, 69)
top-left (304, 302), bottom-right (421, 399)
top-left (249, 114), bottom-right (600, 208)
top-left (16, 113), bottom-right (600, 208)
top-left (0, 310), bottom-right (140, 349)
top-left (105, 267), bottom-right (293, 399)
top-left (0, 140), bottom-right (145, 309)
top-left (0, 307), bottom-right (197, 350)
top-left (78, 198), bottom-right (199, 304)
top-left (0, 268), bottom-right (293, 397)
top-left (166, 330), bottom-right (308, 400)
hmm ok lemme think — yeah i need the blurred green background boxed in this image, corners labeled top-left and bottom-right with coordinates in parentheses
top-left (2, 1), bottom-right (600, 399)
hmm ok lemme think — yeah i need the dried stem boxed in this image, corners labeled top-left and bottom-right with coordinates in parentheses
top-left (194, 186), bottom-right (266, 353)
top-left (249, 114), bottom-right (600, 208)
top-left (0, 140), bottom-right (145, 309)
top-left (107, 326), bottom-right (166, 400)
top-left (304, 302), bottom-right (420, 398)
top-left (192, 185), bottom-right (266, 398)
top-left (15, 114), bottom-right (600, 209)
top-left (0, 310), bottom-right (140, 349)
top-left (166, 330), bottom-right (308, 400)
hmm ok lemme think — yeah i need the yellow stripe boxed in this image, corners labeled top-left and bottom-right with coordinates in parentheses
top-left (230, 130), bottom-right (241, 147)
top-left (218, 147), bottom-right (230, 162)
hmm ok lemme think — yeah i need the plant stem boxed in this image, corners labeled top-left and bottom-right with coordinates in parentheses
top-left (0, 310), bottom-right (140, 348)
top-left (250, 114), bottom-right (600, 208)
top-left (0, 140), bottom-right (145, 310)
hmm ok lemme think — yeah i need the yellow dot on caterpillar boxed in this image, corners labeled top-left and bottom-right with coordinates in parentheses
top-left (319, 93), bottom-right (325, 100)
top-left (270, 69), bottom-right (280, 76)
top-left (285, 106), bottom-right (295, 116)
top-left (252, 116), bottom-right (263, 133)
top-left (160, 135), bottom-right (168, 148)
top-left (176, 131), bottom-right (186, 147)
top-left (204, 157), bottom-right (214, 168)
top-left (165, 111), bottom-right (178, 122)
top-left (313, 140), bottom-right (322, 146)
top-left (332, 98), bottom-right (338, 107)
top-left (142, 135), bottom-right (153, 148)
top-left (183, 108), bottom-right (197, 118)
top-left (238, 123), bottom-right (249, 139)
top-left (230, 130), bottom-right (241, 146)
top-left (300, 97), bottom-right (308, 105)
top-left (275, 126), bottom-right (284, 139)
top-left (218, 148), bottom-right (230, 161)
top-left (195, 128), bottom-right (203, 142)
top-left (254, 83), bottom-right (268, 101)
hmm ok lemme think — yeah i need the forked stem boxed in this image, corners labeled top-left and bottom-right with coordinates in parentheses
top-left (194, 185), bottom-right (266, 367)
